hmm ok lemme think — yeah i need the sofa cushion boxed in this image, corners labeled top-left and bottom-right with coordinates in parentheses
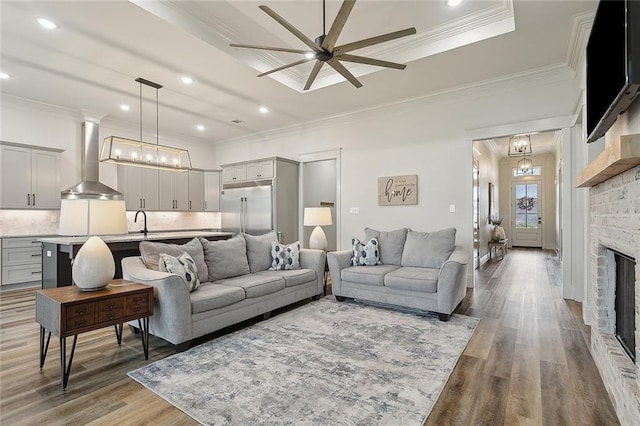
top-left (200, 236), bottom-right (250, 281)
top-left (401, 228), bottom-right (456, 269)
top-left (384, 267), bottom-right (439, 293)
top-left (139, 237), bottom-right (207, 283)
top-left (190, 283), bottom-right (246, 314)
top-left (341, 264), bottom-right (400, 286)
top-left (269, 241), bottom-right (301, 270)
top-left (158, 251), bottom-right (200, 292)
top-left (256, 269), bottom-right (316, 288)
top-left (214, 274), bottom-right (285, 298)
top-left (350, 238), bottom-right (380, 266)
top-left (364, 228), bottom-right (408, 265)
top-left (243, 231), bottom-right (279, 273)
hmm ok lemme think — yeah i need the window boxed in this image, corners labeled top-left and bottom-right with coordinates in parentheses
top-left (514, 183), bottom-right (539, 229)
top-left (512, 166), bottom-right (541, 177)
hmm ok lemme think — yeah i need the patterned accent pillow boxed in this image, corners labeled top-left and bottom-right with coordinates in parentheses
top-left (350, 238), bottom-right (380, 266)
top-left (159, 251), bottom-right (200, 292)
top-left (269, 241), bottom-right (301, 270)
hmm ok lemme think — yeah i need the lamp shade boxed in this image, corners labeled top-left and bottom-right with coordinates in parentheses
top-left (59, 199), bottom-right (128, 236)
top-left (303, 207), bottom-right (332, 226)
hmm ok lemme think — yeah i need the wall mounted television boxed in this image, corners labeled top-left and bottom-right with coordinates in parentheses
top-left (586, 0), bottom-right (640, 143)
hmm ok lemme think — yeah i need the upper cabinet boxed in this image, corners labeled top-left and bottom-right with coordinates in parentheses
top-left (0, 142), bottom-right (63, 209)
top-left (222, 164), bottom-right (247, 183)
top-left (159, 170), bottom-right (189, 211)
top-left (246, 160), bottom-right (274, 180)
top-left (204, 171), bottom-right (220, 212)
top-left (117, 166), bottom-right (159, 211)
top-left (188, 170), bottom-right (204, 211)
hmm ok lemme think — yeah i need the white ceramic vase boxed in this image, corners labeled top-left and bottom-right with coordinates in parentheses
top-left (72, 236), bottom-right (115, 291)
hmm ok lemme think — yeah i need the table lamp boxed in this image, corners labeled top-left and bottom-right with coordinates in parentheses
top-left (59, 199), bottom-right (128, 291)
top-left (303, 207), bottom-right (332, 250)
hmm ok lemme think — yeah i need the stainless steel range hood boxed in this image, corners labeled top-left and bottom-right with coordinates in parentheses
top-left (61, 121), bottom-right (122, 199)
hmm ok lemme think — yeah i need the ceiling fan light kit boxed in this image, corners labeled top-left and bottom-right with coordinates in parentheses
top-left (230, 0), bottom-right (416, 90)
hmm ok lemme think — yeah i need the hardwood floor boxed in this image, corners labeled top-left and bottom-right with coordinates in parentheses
top-left (0, 248), bottom-right (619, 425)
top-left (427, 248), bottom-right (619, 426)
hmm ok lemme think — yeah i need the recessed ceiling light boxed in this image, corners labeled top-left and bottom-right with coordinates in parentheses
top-left (446, 0), bottom-right (463, 6)
top-left (181, 76), bottom-right (193, 84)
top-left (196, 124), bottom-right (205, 131)
top-left (37, 18), bottom-right (58, 29)
top-left (120, 104), bottom-right (131, 111)
top-left (0, 72), bottom-right (11, 79)
top-left (259, 106), bottom-right (269, 114)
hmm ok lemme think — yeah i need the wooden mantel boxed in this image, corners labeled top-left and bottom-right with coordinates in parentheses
top-left (576, 133), bottom-right (640, 187)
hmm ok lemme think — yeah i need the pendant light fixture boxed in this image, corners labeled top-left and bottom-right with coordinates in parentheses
top-left (517, 156), bottom-right (533, 174)
top-left (100, 78), bottom-right (192, 172)
top-left (508, 134), bottom-right (532, 156)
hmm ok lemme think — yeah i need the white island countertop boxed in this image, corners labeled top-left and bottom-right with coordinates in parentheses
top-left (39, 231), bottom-right (233, 245)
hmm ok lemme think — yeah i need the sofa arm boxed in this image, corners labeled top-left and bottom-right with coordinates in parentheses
top-left (436, 246), bottom-right (469, 314)
top-left (327, 250), bottom-right (352, 296)
top-left (121, 257), bottom-right (193, 345)
top-left (300, 248), bottom-right (326, 295)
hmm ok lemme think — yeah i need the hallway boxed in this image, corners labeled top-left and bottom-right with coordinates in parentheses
top-left (426, 248), bottom-right (619, 425)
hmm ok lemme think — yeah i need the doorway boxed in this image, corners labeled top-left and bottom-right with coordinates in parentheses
top-left (473, 159), bottom-right (480, 269)
top-left (302, 158), bottom-right (337, 251)
top-left (512, 181), bottom-right (542, 247)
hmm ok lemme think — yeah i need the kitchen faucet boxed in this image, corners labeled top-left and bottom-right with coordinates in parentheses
top-left (134, 209), bottom-right (148, 236)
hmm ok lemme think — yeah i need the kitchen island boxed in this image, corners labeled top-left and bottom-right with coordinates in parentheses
top-left (40, 231), bottom-right (233, 288)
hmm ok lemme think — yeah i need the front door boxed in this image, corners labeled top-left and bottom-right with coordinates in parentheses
top-left (512, 181), bottom-right (542, 247)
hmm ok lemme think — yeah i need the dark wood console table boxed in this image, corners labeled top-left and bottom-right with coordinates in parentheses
top-left (35, 280), bottom-right (153, 390)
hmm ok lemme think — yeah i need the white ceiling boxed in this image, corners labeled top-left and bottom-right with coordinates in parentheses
top-left (486, 130), bottom-right (560, 158)
top-left (0, 0), bottom-right (596, 145)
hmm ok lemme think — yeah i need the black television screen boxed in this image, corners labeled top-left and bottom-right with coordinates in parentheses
top-left (586, 0), bottom-right (640, 143)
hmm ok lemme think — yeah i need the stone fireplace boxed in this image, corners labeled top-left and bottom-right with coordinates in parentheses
top-left (588, 164), bottom-right (640, 424)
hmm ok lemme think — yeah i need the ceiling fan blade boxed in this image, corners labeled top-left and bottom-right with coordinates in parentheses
top-left (322, 0), bottom-right (356, 51)
top-left (303, 61), bottom-right (324, 91)
top-left (327, 59), bottom-right (362, 88)
top-left (259, 5), bottom-right (318, 51)
top-left (334, 27), bottom-right (417, 54)
top-left (257, 57), bottom-right (315, 77)
top-left (230, 43), bottom-right (315, 55)
top-left (334, 54), bottom-right (406, 70)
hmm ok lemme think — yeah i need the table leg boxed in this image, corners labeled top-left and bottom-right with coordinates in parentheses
top-left (39, 326), bottom-right (51, 370)
top-left (138, 317), bottom-right (150, 360)
top-left (114, 324), bottom-right (123, 345)
top-left (60, 335), bottom-right (78, 390)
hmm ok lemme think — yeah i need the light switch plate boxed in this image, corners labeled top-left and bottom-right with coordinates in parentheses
top-left (349, 207), bottom-right (360, 214)
top-left (449, 204), bottom-right (456, 213)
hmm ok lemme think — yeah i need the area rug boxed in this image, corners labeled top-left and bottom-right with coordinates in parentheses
top-left (128, 298), bottom-right (479, 425)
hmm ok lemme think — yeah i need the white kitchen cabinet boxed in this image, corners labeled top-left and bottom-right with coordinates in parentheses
top-left (159, 170), bottom-right (190, 210)
top-left (222, 164), bottom-right (247, 183)
top-left (246, 160), bottom-right (274, 180)
top-left (188, 170), bottom-right (204, 211)
top-left (117, 166), bottom-right (159, 210)
top-left (1, 237), bottom-right (42, 286)
top-left (204, 171), bottom-right (220, 211)
top-left (0, 143), bottom-right (62, 209)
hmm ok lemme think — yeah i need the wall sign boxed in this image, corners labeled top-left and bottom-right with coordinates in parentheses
top-left (378, 175), bottom-right (417, 206)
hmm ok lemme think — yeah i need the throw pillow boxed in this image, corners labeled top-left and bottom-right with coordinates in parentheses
top-left (364, 228), bottom-right (408, 265)
top-left (269, 241), bottom-right (301, 270)
top-left (350, 237), bottom-right (380, 266)
top-left (243, 231), bottom-right (279, 273)
top-left (400, 228), bottom-right (456, 269)
top-left (200, 236), bottom-right (250, 281)
top-left (139, 237), bottom-right (207, 283)
top-left (158, 251), bottom-right (200, 292)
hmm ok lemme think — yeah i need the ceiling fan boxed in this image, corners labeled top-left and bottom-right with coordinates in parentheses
top-left (230, 0), bottom-right (416, 90)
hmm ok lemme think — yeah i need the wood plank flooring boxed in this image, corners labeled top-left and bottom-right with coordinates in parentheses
top-left (0, 248), bottom-right (619, 425)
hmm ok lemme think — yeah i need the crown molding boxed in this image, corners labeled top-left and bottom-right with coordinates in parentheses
top-left (566, 11), bottom-right (594, 74)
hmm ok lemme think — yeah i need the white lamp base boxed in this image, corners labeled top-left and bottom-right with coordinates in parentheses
top-left (72, 236), bottom-right (115, 291)
top-left (309, 225), bottom-right (328, 251)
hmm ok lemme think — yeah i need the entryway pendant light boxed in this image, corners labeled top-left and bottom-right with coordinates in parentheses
top-left (508, 134), bottom-right (532, 157)
top-left (517, 156), bottom-right (533, 174)
top-left (100, 78), bottom-right (192, 172)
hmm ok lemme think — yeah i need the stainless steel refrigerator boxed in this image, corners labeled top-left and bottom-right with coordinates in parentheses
top-left (221, 182), bottom-right (274, 237)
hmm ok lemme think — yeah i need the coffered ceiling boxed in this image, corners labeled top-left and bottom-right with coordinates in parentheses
top-left (0, 0), bottom-right (596, 144)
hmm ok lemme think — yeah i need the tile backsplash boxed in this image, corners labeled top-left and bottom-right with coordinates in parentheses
top-left (0, 209), bottom-right (222, 236)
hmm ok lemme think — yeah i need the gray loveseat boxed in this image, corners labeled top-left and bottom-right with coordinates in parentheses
top-left (327, 228), bottom-right (468, 321)
top-left (121, 232), bottom-right (325, 349)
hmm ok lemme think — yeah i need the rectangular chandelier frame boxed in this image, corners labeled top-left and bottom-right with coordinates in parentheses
top-left (100, 136), bottom-right (192, 172)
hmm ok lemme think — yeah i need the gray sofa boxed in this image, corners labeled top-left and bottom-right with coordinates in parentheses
top-left (121, 232), bottom-right (325, 349)
top-left (327, 228), bottom-right (468, 321)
